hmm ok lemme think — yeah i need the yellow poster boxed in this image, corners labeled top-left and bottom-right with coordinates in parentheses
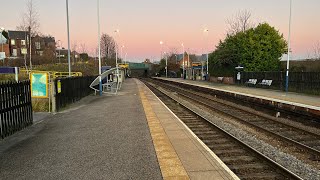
top-left (57, 80), bottom-right (61, 93)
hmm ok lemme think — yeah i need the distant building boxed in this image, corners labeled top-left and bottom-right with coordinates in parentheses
top-left (56, 48), bottom-right (69, 58)
top-left (8, 30), bottom-right (29, 58)
top-left (32, 35), bottom-right (55, 56)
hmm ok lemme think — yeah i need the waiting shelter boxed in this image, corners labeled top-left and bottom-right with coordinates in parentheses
top-left (89, 67), bottom-right (125, 95)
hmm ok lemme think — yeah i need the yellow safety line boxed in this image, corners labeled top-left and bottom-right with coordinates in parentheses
top-left (139, 88), bottom-right (190, 180)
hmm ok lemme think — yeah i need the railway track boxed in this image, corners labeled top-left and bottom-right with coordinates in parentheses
top-left (150, 78), bottom-right (320, 161)
top-left (141, 79), bottom-right (302, 180)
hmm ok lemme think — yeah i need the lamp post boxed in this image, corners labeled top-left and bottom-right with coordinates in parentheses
top-left (66, 0), bottom-right (71, 77)
top-left (57, 40), bottom-right (61, 63)
top-left (203, 28), bottom-right (209, 76)
top-left (114, 29), bottom-right (120, 68)
top-left (285, 0), bottom-right (292, 93)
top-left (121, 45), bottom-right (125, 63)
top-left (182, 43), bottom-right (184, 79)
top-left (0, 27), bottom-right (4, 53)
top-left (97, 0), bottom-right (102, 96)
top-left (160, 41), bottom-right (163, 60)
top-left (164, 51), bottom-right (168, 78)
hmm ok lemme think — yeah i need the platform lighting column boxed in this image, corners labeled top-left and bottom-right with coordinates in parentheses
top-left (187, 50), bottom-right (190, 79)
top-left (181, 43), bottom-right (184, 79)
top-left (58, 40), bottom-right (61, 63)
top-left (66, 0), bottom-right (71, 77)
top-left (114, 30), bottom-right (120, 68)
top-left (285, 0), bottom-right (292, 93)
top-left (204, 28), bottom-right (209, 76)
top-left (160, 41), bottom-right (163, 60)
top-left (121, 45), bottom-right (125, 63)
top-left (97, 0), bottom-right (102, 96)
top-left (164, 52), bottom-right (168, 78)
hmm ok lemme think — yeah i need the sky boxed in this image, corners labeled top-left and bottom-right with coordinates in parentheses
top-left (1, 0), bottom-right (320, 62)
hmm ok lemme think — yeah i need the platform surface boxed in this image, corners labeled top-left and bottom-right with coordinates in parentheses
top-left (156, 78), bottom-right (320, 110)
top-left (0, 79), bottom-right (162, 180)
top-left (136, 79), bottom-right (238, 180)
top-left (0, 78), bottom-right (237, 180)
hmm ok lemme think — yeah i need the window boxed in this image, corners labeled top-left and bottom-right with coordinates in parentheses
top-left (35, 42), bottom-right (41, 50)
top-left (21, 40), bottom-right (26, 46)
top-left (12, 49), bottom-right (17, 57)
top-left (37, 51), bottom-right (43, 56)
top-left (11, 39), bottom-right (15, 45)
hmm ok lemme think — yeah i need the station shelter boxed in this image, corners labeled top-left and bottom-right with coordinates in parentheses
top-left (192, 62), bottom-right (207, 81)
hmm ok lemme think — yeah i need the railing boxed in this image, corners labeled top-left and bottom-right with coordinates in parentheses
top-left (55, 76), bottom-right (96, 112)
top-left (238, 71), bottom-right (320, 95)
top-left (0, 81), bottom-right (33, 138)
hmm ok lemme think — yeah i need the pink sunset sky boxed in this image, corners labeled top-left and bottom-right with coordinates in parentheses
top-left (1, 0), bottom-right (320, 62)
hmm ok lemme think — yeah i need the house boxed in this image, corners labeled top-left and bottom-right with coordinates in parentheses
top-left (56, 48), bottom-right (69, 58)
top-left (8, 30), bottom-right (29, 58)
top-left (32, 35), bottom-right (55, 56)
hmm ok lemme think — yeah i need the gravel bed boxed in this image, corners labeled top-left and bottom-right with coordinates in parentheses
top-left (163, 89), bottom-right (320, 180)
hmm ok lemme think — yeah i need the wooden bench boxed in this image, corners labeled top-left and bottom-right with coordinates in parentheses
top-left (245, 79), bottom-right (257, 86)
top-left (258, 79), bottom-right (272, 87)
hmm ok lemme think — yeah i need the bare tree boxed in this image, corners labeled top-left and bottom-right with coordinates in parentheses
top-left (314, 41), bottom-right (320, 60)
top-left (100, 33), bottom-right (116, 66)
top-left (80, 43), bottom-right (87, 54)
top-left (17, 0), bottom-right (40, 36)
top-left (226, 10), bottom-right (255, 35)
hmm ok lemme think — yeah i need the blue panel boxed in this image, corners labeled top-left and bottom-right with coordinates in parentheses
top-left (0, 67), bottom-right (18, 74)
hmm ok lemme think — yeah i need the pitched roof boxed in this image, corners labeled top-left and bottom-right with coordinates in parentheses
top-left (0, 34), bottom-right (6, 43)
top-left (8, 30), bottom-right (29, 40)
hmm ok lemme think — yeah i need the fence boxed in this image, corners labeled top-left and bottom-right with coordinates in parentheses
top-left (0, 81), bottom-right (33, 138)
top-left (238, 71), bottom-right (320, 95)
top-left (55, 76), bottom-right (96, 112)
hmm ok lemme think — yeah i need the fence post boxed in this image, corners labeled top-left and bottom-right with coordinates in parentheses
top-left (51, 80), bottom-right (57, 113)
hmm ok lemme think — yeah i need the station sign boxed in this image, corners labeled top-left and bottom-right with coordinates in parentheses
top-left (0, 67), bottom-right (19, 74)
top-left (192, 62), bottom-right (202, 67)
top-left (118, 63), bottom-right (129, 68)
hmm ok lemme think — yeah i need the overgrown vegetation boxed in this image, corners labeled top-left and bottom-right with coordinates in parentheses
top-left (209, 23), bottom-right (287, 76)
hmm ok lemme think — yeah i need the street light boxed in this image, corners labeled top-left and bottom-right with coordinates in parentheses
top-left (97, 0), bottom-right (102, 96)
top-left (57, 40), bottom-right (61, 63)
top-left (164, 51), bottom-right (168, 78)
top-left (66, 0), bottom-right (71, 77)
top-left (203, 28), bottom-right (209, 76)
top-left (285, 0), bottom-right (292, 93)
top-left (160, 41), bottom-right (163, 60)
top-left (181, 43), bottom-right (185, 79)
top-left (114, 29), bottom-right (120, 68)
top-left (121, 45), bottom-right (125, 63)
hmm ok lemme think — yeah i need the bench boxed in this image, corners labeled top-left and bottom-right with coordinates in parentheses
top-left (258, 79), bottom-right (272, 87)
top-left (217, 77), bottom-right (224, 83)
top-left (103, 81), bottom-right (117, 91)
top-left (245, 79), bottom-right (257, 86)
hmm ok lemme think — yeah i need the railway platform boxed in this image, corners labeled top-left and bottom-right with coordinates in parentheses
top-left (155, 78), bottom-right (320, 119)
top-left (0, 78), bottom-right (237, 180)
